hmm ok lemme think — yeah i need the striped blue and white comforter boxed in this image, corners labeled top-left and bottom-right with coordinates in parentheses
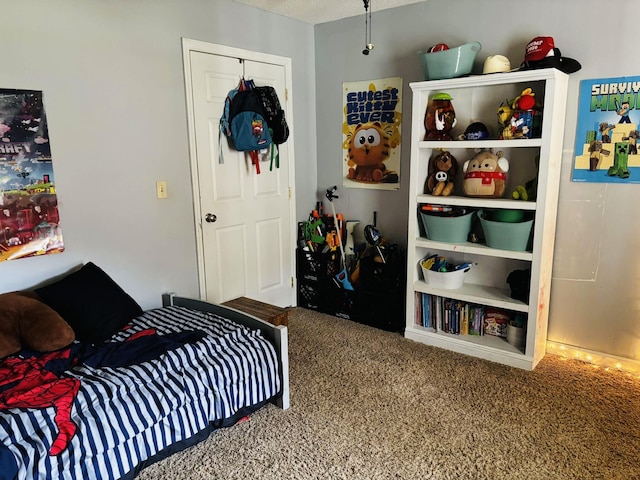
top-left (0, 306), bottom-right (281, 480)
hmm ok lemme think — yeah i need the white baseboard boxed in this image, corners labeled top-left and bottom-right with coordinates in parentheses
top-left (546, 341), bottom-right (640, 377)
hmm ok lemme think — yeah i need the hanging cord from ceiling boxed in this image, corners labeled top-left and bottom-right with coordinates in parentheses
top-left (362, 0), bottom-right (374, 55)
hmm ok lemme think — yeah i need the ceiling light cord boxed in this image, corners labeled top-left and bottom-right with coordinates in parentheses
top-left (362, 0), bottom-right (374, 55)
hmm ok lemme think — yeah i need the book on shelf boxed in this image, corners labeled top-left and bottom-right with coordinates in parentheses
top-left (416, 293), bottom-right (519, 338)
top-left (422, 293), bottom-right (430, 329)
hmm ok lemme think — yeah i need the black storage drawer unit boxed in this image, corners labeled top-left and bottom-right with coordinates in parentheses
top-left (357, 250), bottom-right (405, 332)
top-left (296, 247), bottom-right (404, 332)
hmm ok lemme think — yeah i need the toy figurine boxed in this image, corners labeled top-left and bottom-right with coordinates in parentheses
top-left (498, 88), bottom-right (540, 139)
top-left (512, 157), bottom-right (539, 201)
top-left (424, 92), bottom-right (456, 140)
top-left (497, 101), bottom-right (513, 134)
top-left (424, 149), bottom-right (458, 196)
top-left (458, 121), bottom-right (490, 141)
top-left (512, 88), bottom-right (536, 110)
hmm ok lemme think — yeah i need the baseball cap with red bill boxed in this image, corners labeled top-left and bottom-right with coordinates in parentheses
top-left (520, 36), bottom-right (581, 74)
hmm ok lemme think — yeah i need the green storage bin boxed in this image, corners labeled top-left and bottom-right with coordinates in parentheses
top-left (478, 210), bottom-right (534, 251)
top-left (420, 211), bottom-right (474, 243)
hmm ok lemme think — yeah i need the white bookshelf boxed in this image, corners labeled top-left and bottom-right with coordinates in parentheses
top-left (405, 69), bottom-right (569, 370)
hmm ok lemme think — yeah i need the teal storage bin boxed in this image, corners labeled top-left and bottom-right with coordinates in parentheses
top-left (478, 210), bottom-right (534, 251)
top-left (419, 42), bottom-right (482, 80)
top-left (420, 211), bottom-right (474, 243)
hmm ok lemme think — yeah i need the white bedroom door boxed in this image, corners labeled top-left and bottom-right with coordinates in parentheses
top-left (186, 43), bottom-right (295, 308)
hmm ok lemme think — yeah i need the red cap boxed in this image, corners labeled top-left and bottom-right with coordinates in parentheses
top-left (524, 36), bottom-right (555, 62)
top-left (520, 36), bottom-right (581, 74)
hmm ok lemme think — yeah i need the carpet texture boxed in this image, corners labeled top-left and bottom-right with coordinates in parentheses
top-left (136, 308), bottom-right (640, 480)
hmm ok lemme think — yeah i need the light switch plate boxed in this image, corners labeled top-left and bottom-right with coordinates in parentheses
top-left (156, 181), bottom-right (167, 199)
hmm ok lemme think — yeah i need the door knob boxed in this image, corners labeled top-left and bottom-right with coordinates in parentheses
top-left (205, 213), bottom-right (217, 223)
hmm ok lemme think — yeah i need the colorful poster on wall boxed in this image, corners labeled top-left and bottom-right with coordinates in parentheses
top-left (0, 89), bottom-right (64, 262)
top-left (572, 76), bottom-right (640, 183)
top-left (342, 77), bottom-right (402, 190)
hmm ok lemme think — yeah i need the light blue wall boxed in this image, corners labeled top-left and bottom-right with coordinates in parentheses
top-left (1, 0), bottom-right (637, 362)
top-left (0, 0), bottom-right (316, 308)
top-left (314, 0), bottom-right (640, 361)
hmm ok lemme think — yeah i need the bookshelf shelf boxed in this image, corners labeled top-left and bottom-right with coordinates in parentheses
top-left (405, 69), bottom-right (569, 370)
top-left (413, 280), bottom-right (529, 312)
top-left (414, 237), bottom-right (534, 261)
top-left (404, 325), bottom-right (532, 369)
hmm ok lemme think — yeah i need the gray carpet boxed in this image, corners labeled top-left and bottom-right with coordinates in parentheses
top-left (136, 308), bottom-right (640, 480)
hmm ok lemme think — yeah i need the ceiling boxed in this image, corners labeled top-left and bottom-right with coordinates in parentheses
top-left (233, 0), bottom-right (428, 25)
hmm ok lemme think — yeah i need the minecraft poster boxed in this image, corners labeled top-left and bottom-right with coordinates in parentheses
top-left (342, 77), bottom-right (402, 190)
top-left (0, 89), bottom-right (64, 262)
top-left (572, 76), bottom-right (640, 184)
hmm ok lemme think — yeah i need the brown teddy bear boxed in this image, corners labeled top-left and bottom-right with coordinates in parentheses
top-left (424, 149), bottom-right (458, 196)
top-left (0, 291), bottom-right (75, 358)
top-left (462, 149), bottom-right (509, 198)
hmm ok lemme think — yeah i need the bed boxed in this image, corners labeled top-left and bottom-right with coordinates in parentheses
top-left (0, 263), bottom-right (289, 480)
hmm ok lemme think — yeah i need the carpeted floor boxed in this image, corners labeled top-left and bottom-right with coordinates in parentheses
top-left (136, 307), bottom-right (640, 480)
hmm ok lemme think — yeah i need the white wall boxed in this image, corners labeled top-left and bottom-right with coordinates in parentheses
top-left (0, 0), bottom-right (316, 308)
top-left (314, 0), bottom-right (640, 361)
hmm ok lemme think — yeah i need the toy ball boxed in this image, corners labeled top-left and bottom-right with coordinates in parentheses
top-left (428, 43), bottom-right (449, 53)
top-left (463, 122), bottom-right (489, 140)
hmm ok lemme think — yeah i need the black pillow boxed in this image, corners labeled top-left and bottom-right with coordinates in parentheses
top-left (35, 262), bottom-right (143, 344)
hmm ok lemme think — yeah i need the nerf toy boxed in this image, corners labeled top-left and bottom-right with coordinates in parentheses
top-left (325, 186), bottom-right (354, 290)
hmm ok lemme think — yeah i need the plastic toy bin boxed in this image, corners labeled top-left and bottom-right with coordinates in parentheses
top-left (478, 210), bottom-right (533, 251)
top-left (420, 262), bottom-right (469, 289)
top-left (419, 42), bottom-right (481, 80)
top-left (420, 211), bottom-right (474, 243)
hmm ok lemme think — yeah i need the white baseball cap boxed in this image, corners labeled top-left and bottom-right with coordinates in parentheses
top-left (483, 55), bottom-right (512, 74)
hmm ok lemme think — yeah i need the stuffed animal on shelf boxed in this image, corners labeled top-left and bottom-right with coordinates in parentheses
top-left (424, 149), bottom-right (458, 196)
top-left (462, 149), bottom-right (509, 198)
top-left (424, 92), bottom-right (456, 140)
top-left (498, 88), bottom-right (540, 139)
top-left (512, 88), bottom-right (536, 110)
top-left (512, 155), bottom-right (539, 201)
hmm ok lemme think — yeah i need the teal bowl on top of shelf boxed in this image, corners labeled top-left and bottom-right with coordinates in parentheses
top-left (420, 210), bottom-right (474, 243)
top-left (419, 42), bottom-right (482, 80)
top-left (478, 209), bottom-right (533, 251)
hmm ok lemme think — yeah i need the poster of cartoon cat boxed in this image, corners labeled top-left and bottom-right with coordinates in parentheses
top-left (343, 77), bottom-right (402, 190)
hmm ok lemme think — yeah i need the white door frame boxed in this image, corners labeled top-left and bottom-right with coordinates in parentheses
top-left (182, 38), bottom-right (297, 301)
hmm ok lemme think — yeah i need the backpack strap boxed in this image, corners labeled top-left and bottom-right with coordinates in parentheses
top-left (269, 129), bottom-right (280, 171)
top-left (250, 150), bottom-right (261, 174)
top-left (218, 128), bottom-right (225, 165)
top-left (219, 85), bottom-right (239, 164)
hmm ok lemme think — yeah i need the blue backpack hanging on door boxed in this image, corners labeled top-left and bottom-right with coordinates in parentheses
top-left (220, 78), bottom-right (272, 174)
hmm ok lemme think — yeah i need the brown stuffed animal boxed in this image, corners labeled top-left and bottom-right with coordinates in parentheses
top-left (0, 291), bottom-right (75, 358)
top-left (462, 150), bottom-right (509, 198)
top-left (424, 149), bottom-right (458, 196)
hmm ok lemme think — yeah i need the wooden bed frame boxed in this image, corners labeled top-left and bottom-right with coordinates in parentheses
top-left (162, 293), bottom-right (290, 410)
